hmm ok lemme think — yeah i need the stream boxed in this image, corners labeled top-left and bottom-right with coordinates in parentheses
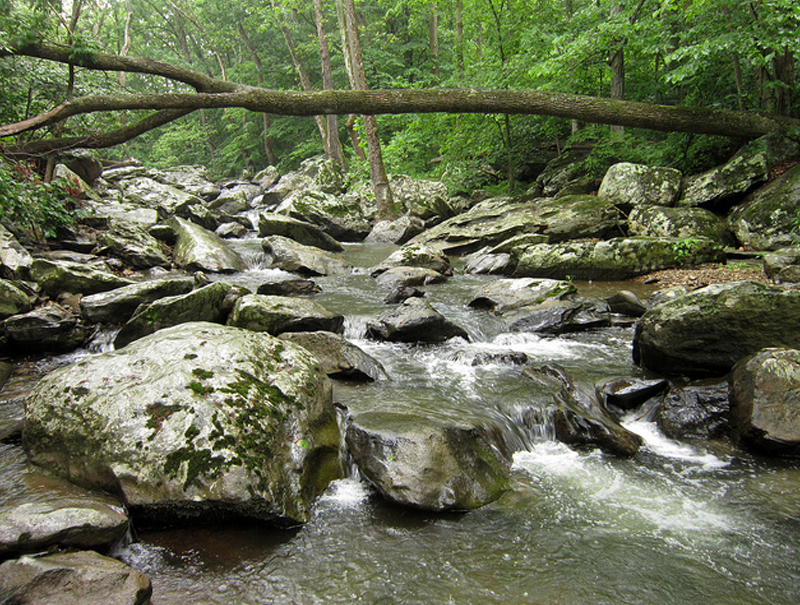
top-left (4, 242), bottom-right (800, 603)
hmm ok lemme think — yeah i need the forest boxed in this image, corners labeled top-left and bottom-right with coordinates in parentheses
top-left (1, 0), bottom-right (799, 193)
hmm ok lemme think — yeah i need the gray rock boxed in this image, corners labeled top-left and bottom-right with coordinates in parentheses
top-left (373, 266), bottom-right (447, 290)
top-left (729, 163), bottom-right (800, 251)
top-left (54, 149), bottom-right (103, 184)
top-left (215, 221), bottom-right (249, 239)
top-left (633, 281), bottom-right (800, 377)
top-left (80, 276), bottom-right (194, 324)
top-left (730, 348), bottom-right (800, 454)
top-left (0, 224), bottom-right (33, 280)
top-left (156, 165), bottom-right (221, 200)
top-left (30, 258), bottom-right (134, 297)
top-left (605, 290), bottom-right (647, 317)
top-left (3, 304), bottom-right (87, 353)
top-left (262, 235), bottom-right (351, 276)
top-left (598, 377), bottom-right (669, 412)
top-left (168, 216), bottom-right (247, 273)
top-left (763, 247), bottom-right (800, 283)
top-left (81, 198), bottom-right (160, 230)
top-left (256, 278), bottom-right (321, 297)
top-left (95, 222), bottom-right (169, 269)
top-left (113, 281), bottom-right (234, 348)
top-left (0, 279), bottom-right (31, 319)
top-left (521, 364), bottom-right (643, 457)
top-left (468, 277), bottom-right (576, 315)
top-left (210, 184), bottom-right (259, 215)
top-left (655, 379), bottom-right (730, 440)
top-left (366, 297), bottom-right (468, 343)
top-left (279, 331), bottom-right (388, 381)
top-left (462, 249), bottom-right (514, 275)
top-left (514, 236), bottom-right (725, 281)
top-left (257, 213), bottom-right (343, 252)
top-left (227, 294), bottom-right (344, 336)
top-left (121, 175), bottom-right (203, 218)
top-left (283, 189), bottom-right (372, 242)
top-left (598, 162), bottom-right (682, 207)
top-left (25, 322), bottom-right (342, 524)
top-left (346, 412), bottom-right (511, 511)
top-left (389, 174), bottom-right (454, 220)
top-left (628, 205), bottom-right (734, 246)
top-left (509, 298), bottom-right (611, 334)
top-left (370, 242), bottom-right (452, 277)
top-left (365, 216), bottom-right (426, 244)
top-left (0, 551), bottom-right (152, 605)
top-left (536, 147), bottom-right (595, 197)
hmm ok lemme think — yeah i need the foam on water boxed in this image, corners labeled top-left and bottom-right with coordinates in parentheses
top-left (622, 418), bottom-right (730, 470)
top-left (317, 477), bottom-right (371, 509)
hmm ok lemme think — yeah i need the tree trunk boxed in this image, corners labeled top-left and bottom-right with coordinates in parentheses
top-left (337, 0), bottom-right (395, 221)
top-left (313, 0), bottom-right (346, 169)
top-left (609, 3), bottom-right (625, 137)
top-left (237, 23), bottom-right (277, 165)
top-left (455, 0), bottom-right (464, 74)
top-left (430, 3), bottom-right (440, 79)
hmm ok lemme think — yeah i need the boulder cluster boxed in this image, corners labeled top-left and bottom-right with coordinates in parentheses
top-left (1, 136), bottom-right (800, 603)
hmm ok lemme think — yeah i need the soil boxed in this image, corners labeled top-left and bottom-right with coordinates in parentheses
top-left (633, 262), bottom-right (770, 289)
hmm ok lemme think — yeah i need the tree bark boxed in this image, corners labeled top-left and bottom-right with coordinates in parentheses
top-left (237, 24), bottom-right (278, 165)
top-left (313, 0), bottom-right (346, 169)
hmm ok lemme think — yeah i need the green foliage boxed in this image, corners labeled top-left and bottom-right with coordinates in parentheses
top-left (672, 237), bottom-right (700, 266)
top-left (0, 161), bottom-right (81, 240)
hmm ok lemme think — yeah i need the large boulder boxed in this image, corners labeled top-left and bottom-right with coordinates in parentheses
top-left (2, 304), bottom-right (88, 353)
top-left (514, 236), bottom-right (725, 280)
top-left (120, 175), bottom-right (204, 218)
top-left (598, 162), bottom-right (682, 207)
top-left (345, 412), bottom-right (511, 511)
top-left (678, 134), bottom-right (799, 209)
top-left (265, 156), bottom-right (345, 201)
top-left (628, 205), bottom-right (734, 246)
top-left (24, 322), bottom-right (343, 524)
top-left (168, 216), bottom-right (247, 273)
top-left (257, 213), bottom-right (343, 252)
top-left (366, 297), bottom-right (468, 343)
top-left (468, 277), bottom-right (576, 316)
top-left (410, 195), bottom-right (621, 255)
top-left (95, 222), bottom-right (169, 269)
top-left (389, 174), bottom-right (454, 220)
top-left (262, 235), bottom-right (352, 276)
top-left (0, 225), bottom-right (33, 280)
top-left (729, 348), bottom-right (800, 454)
top-left (0, 551), bottom-right (152, 605)
top-left (655, 379), bottom-right (731, 441)
top-left (729, 163), bottom-right (800, 251)
top-left (80, 276), bottom-right (194, 324)
top-left (30, 258), bottom-right (134, 297)
top-left (209, 183), bottom-right (259, 215)
top-left (227, 294), bottom-right (344, 336)
top-left (0, 279), bottom-right (31, 319)
top-left (633, 281), bottom-right (800, 377)
top-left (280, 190), bottom-right (372, 242)
top-left (278, 331), bottom-right (388, 381)
top-left (370, 242), bottom-right (452, 277)
top-left (365, 216), bottom-right (426, 245)
top-left (508, 297), bottom-right (611, 335)
top-left (113, 281), bottom-right (235, 348)
top-left (80, 198), bottom-right (160, 231)
top-left (763, 247), bottom-right (800, 283)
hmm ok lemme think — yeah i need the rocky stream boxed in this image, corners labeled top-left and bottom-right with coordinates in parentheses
top-left (2, 135), bottom-right (800, 604)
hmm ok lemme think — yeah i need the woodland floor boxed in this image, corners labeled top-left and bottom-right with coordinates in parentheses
top-left (633, 261), bottom-right (770, 289)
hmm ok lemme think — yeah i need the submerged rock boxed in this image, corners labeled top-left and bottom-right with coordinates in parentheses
top-left (633, 281), bottom-right (800, 377)
top-left (729, 348), bottom-right (800, 455)
top-left (366, 297), bottom-right (468, 343)
top-left (346, 412), bottom-right (511, 511)
top-left (0, 550), bottom-right (152, 605)
top-left (25, 322), bottom-right (342, 525)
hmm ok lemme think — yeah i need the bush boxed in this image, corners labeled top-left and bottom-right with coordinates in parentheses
top-left (0, 160), bottom-right (82, 240)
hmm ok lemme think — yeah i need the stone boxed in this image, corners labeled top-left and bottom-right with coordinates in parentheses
top-left (215, 222), bottom-right (249, 239)
top-left (346, 412), bottom-right (511, 511)
top-left (3, 304), bottom-right (87, 353)
top-left (156, 165), bottom-right (221, 200)
top-left (281, 190), bottom-right (372, 242)
top-left (729, 348), bottom-right (800, 454)
top-left (509, 298), bottom-right (611, 335)
top-left (468, 277), bottom-right (576, 315)
top-left (54, 149), bottom-right (103, 184)
top-left (257, 213), bottom-right (343, 252)
top-left (0, 551), bottom-right (152, 605)
top-left (113, 281), bottom-right (234, 348)
top-left (262, 235), bottom-right (352, 276)
top-left (227, 294), bottom-right (344, 336)
top-left (210, 183), bottom-right (259, 215)
top-left (729, 163), bottom-right (800, 251)
top-left (598, 377), bottom-right (669, 412)
top-left (628, 205), bottom-right (734, 246)
top-left (80, 276), bottom-right (194, 324)
top-left (763, 247), bottom-right (800, 283)
top-left (633, 281), bottom-right (800, 377)
top-left (598, 162), bottom-right (682, 207)
top-left (81, 199), bottom-right (160, 231)
top-left (168, 216), bottom-right (247, 273)
top-left (0, 224), bottom-right (33, 280)
top-left (121, 175), bottom-right (204, 218)
top-left (0, 279), bottom-right (31, 319)
top-left (373, 266), bottom-right (447, 290)
top-left (370, 242), bottom-right (452, 277)
top-left (514, 236), bottom-right (726, 281)
top-left (256, 278), bottom-right (321, 297)
top-left (366, 297), bottom-right (468, 343)
top-left (388, 174), bottom-right (454, 220)
top-left (279, 331), bottom-right (388, 381)
top-left (95, 222), bottom-right (169, 269)
top-left (30, 258), bottom-right (134, 298)
top-left (365, 216), bottom-right (426, 245)
top-left (605, 290), bottom-right (647, 317)
top-left (655, 379), bottom-right (731, 441)
top-left (25, 322), bottom-right (342, 525)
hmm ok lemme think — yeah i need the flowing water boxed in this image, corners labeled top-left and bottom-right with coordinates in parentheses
top-left (4, 243), bottom-right (800, 603)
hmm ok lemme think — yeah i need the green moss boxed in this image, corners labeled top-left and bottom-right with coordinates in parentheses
top-left (186, 380), bottom-right (214, 396)
top-left (191, 368), bottom-right (214, 380)
top-left (163, 447), bottom-right (226, 491)
top-left (145, 403), bottom-right (182, 432)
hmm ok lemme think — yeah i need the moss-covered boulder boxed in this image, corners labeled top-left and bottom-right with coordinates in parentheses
top-left (514, 236), bottom-right (725, 280)
top-left (279, 331), bottom-right (388, 381)
top-left (468, 277), bottom-right (576, 316)
top-left (633, 281), bottom-right (800, 377)
top-left (168, 216), bottom-right (247, 273)
top-left (121, 175), bottom-right (204, 218)
top-left (24, 322), bottom-right (343, 525)
top-left (257, 213), bottom-right (343, 252)
top-left (388, 174), bottom-right (454, 220)
top-left (227, 294), bottom-right (344, 336)
top-left (729, 348), bottom-right (800, 455)
top-left (729, 163), bottom-right (800, 251)
top-left (598, 162), bottom-right (682, 207)
top-left (96, 222), bottom-right (169, 269)
top-left (0, 279), bottom-right (31, 319)
top-left (30, 258), bottom-right (134, 298)
top-left (763, 247), bottom-right (800, 283)
top-left (80, 276), bottom-right (195, 324)
top-left (346, 412), bottom-right (511, 511)
top-left (0, 225), bottom-right (33, 280)
top-left (628, 205), bottom-right (734, 246)
top-left (2, 304), bottom-right (88, 353)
